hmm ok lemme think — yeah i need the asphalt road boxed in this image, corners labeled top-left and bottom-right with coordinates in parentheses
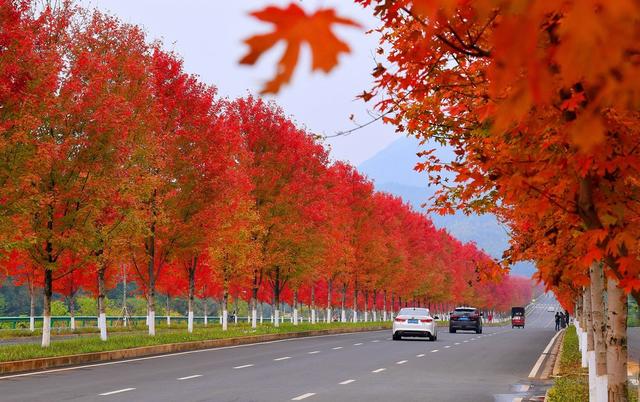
top-left (0, 294), bottom-right (561, 402)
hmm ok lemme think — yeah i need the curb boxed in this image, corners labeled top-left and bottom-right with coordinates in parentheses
top-left (0, 325), bottom-right (389, 375)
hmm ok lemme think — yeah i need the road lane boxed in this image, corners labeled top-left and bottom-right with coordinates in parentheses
top-left (0, 295), bottom-right (560, 402)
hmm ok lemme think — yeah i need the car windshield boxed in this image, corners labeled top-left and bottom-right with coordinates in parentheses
top-left (398, 308), bottom-right (429, 316)
top-left (454, 308), bottom-right (476, 314)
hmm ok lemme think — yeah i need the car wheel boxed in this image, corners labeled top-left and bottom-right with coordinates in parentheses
top-left (431, 333), bottom-right (437, 341)
top-left (476, 327), bottom-right (482, 334)
top-left (449, 328), bottom-right (456, 333)
top-left (392, 333), bottom-right (401, 341)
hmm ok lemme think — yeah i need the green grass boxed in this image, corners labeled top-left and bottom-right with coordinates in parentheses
top-left (546, 326), bottom-right (639, 402)
top-left (547, 326), bottom-right (589, 402)
top-left (0, 321), bottom-right (390, 363)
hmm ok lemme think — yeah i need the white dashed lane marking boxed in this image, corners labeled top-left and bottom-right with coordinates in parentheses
top-left (233, 364), bottom-right (254, 369)
top-left (274, 356), bottom-right (291, 361)
top-left (431, 349), bottom-right (439, 353)
top-left (396, 360), bottom-right (408, 365)
top-left (308, 351), bottom-right (320, 354)
top-left (371, 340), bottom-right (380, 343)
top-left (291, 393), bottom-right (316, 400)
top-left (455, 342), bottom-right (461, 345)
top-left (354, 343), bottom-right (363, 346)
top-left (177, 374), bottom-right (202, 380)
top-left (372, 368), bottom-right (386, 373)
top-left (339, 379), bottom-right (356, 385)
top-left (332, 346), bottom-right (343, 350)
top-left (444, 346), bottom-right (451, 349)
top-left (99, 388), bottom-right (135, 396)
top-left (416, 354), bottom-right (425, 357)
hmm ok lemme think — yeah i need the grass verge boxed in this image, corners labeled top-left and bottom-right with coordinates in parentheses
top-left (547, 326), bottom-right (638, 402)
top-left (0, 321), bottom-right (389, 363)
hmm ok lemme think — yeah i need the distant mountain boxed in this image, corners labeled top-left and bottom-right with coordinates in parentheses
top-left (359, 136), bottom-right (535, 277)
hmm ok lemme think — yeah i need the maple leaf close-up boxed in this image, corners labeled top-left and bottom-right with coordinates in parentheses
top-left (0, 1), bottom-right (637, 402)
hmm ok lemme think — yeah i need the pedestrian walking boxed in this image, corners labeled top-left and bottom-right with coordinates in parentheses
top-left (554, 312), bottom-right (561, 331)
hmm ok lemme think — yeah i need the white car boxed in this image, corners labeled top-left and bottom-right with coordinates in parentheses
top-left (547, 306), bottom-right (555, 312)
top-left (392, 307), bottom-right (438, 341)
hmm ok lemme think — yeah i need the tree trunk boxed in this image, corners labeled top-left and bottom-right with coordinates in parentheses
top-left (29, 281), bottom-right (36, 332)
top-left (41, 269), bottom-right (53, 348)
top-left (352, 280), bottom-right (358, 323)
top-left (606, 279), bottom-right (628, 402)
top-left (589, 262), bottom-right (608, 402)
top-left (273, 267), bottom-right (281, 328)
top-left (166, 295), bottom-right (171, 327)
top-left (293, 289), bottom-right (299, 325)
top-left (341, 283), bottom-right (347, 323)
top-left (69, 294), bottom-right (76, 330)
top-left (364, 290), bottom-right (369, 322)
top-left (222, 284), bottom-right (229, 331)
top-left (188, 257), bottom-right (196, 333)
top-left (326, 279), bottom-right (332, 323)
top-left (310, 285), bottom-right (316, 324)
top-left (97, 266), bottom-right (107, 340)
top-left (251, 268), bottom-right (259, 328)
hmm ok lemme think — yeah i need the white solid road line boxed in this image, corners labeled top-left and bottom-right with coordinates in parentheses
top-left (354, 343), bottom-right (363, 346)
top-left (274, 356), bottom-right (292, 361)
top-left (291, 392), bottom-right (316, 400)
top-left (528, 330), bottom-right (563, 379)
top-left (177, 374), bottom-right (202, 380)
top-left (339, 379), bottom-right (356, 385)
top-left (396, 360), bottom-right (408, 365)
top-left (99, 388), bottom-right (135, 396)
top-left (0, 330), bottom-right (389, 380)
top-left (308, 351), bottom-right (321, 354)
top-left (372, 368), bottom-right (386, 373)
top-left (233, 364), bottom-right (254, 369)
top-left (332, 346), bottom-right (343, 350)
top-left (416, 354), bottom-right (425, 357)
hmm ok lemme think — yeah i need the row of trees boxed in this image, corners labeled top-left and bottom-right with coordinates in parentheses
top-left (0, 1), bottom-right (532, 348)
top-left (311, 1), bottom-right (638, 401)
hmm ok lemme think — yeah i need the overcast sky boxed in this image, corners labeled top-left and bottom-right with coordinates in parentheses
top-left (80, 0), bottom-right (398, 166)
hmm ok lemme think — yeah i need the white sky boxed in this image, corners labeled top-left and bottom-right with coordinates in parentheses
top-left (81, 0), bottom-right (398, 165)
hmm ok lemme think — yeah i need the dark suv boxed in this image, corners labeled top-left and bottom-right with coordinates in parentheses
top-left (449, 307), bottom-right (482, 334)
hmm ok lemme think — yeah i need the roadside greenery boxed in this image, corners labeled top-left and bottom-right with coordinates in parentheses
top-left (547, 326), bottom-right (638, 402)
top-left (0, 322), bottom-right (389, 362)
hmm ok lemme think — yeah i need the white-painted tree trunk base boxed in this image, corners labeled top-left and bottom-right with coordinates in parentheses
top-left (373, 311), bottom-right (377, 321)
top-left (70, 316), bottom-right (75, 331)
top-left (364, 311), bottom-right (368, 322)
top-left (341, 310), bottom-right (346, 323)
top-left (274, 310), bottom-right (280, 327)
top-left (251, 309), bottom-right (257, 328)
top-left (222, 310), bottom-right (228, 331)
top-left (293, 308), bottom-right (299, 325)
top-left (588, 351), bottom-right (596, 402)
top-left (595, 375), bottom-right (608, 402)
top-left (29, 316), bottom-right (35, 332)
top-left (311, 309), bottom-right (316, 324)
top-left (99, 313), bottom-right (107, 341)
top-left (353, 310), bottom-right (358, 323)
top-left (383, 311), bottom-right (387, 321)
top-left (148, 311), bottom-right (156, 336)
top-left (188, 311), bottom-right (194, 333)
top-left (281, 314), bottom-right (284, 323)
top-left (234, 314), bottom-right (238, 324)
top-left (166, 315), bottom-right (171, 326)
top-left (581, 332), bottom-right (588, 368)
top-left (327, 308), bottom-right (331, 323)
top-left (259, 314), bottom-right (263, 324)
top-left (41, 315), bottom-right (51, 348)
top-left (204, 314), bottom-right (208, 326)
